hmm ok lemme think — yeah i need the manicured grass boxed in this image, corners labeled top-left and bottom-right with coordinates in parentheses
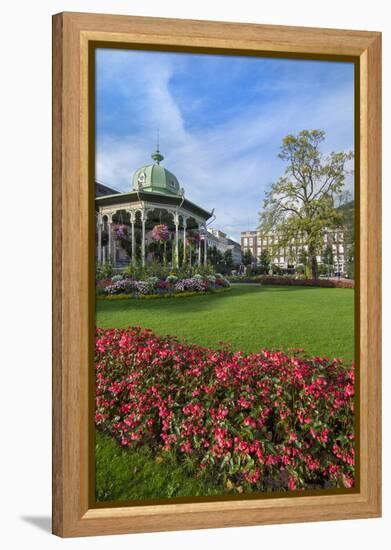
top-left (96, 430), bottom-right (228, 502)
top-left (96, 284), bottom-right (354, 361)
top-left (95, 284), bottom-right (354, 501)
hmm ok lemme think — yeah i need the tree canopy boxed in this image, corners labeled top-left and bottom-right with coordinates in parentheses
top-left (242, 249), bottom-right (254, 266)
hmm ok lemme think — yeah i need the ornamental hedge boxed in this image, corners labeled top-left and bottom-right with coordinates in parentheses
top-left (229, 275), bottom-right (354, 289)
top-left (95, 327), bottom-right (355, 492)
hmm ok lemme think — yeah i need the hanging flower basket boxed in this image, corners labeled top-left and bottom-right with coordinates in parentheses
top-left (186, 231), bottom-right (200, 246)
top-left (151, 224), bottom-right (170, 265)
top-left (113, 224), bottom-right (128, 241)
top-left (151, 224), bottom-right (170, 242)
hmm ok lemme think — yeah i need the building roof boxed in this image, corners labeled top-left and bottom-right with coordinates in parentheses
top-left (227, 237), bottom-right (241, 248)
top-left (95, 182), bottom-right (120, 197)
top-left (132, 147), bottom-right (182, 197)
top-left (95, 145), bottom-right (213, 221)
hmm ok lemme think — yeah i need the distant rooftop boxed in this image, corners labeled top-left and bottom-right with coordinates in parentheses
top-left (95, 182), bottom-right (120, 197)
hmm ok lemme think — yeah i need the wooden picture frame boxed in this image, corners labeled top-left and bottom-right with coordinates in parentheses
top-left (52, 11), bottom-right (381, 537)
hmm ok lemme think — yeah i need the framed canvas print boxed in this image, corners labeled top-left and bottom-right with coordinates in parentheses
top-left (52, 12), bottom-right (381, 537)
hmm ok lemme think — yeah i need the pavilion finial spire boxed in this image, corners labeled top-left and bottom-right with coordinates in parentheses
top-left (151, 128), bottom-right (164, 164)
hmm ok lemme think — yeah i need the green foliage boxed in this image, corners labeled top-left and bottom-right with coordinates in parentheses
top-left (338, 200), bottom-right (355, 279)
top-left (207, 246), bottom-right (235, 275)
top-left (191, 263), bottom-right (216, 277)
top-left (245, 265), bottom-right (253, 277)
top-left (97, 287), bottom-right (232, 301)
top-left (259, 249), bottom-right (271, 269)
top-left (321, 244), bottom-right (334, 276)
top-left (96, 430), bottom-right (224, 501)
top-left (346, 242), bottom-right (355, 279)
top-left (271, 264), bottom-right (282, 275)
top-left (96, 262), bottom-right (114, 280)
top-left (259, 129), bottom-right (353, 279)
top-left (242, 249), bottom-right (254, 266)
top-left (207, 245), bottom-right (224, 266)
top-left (221, 249), bottom-right (234, 274)
top-left (244, 264), bottom-right (268, 276)
top-left (120, 260), bottom-right (218, 281)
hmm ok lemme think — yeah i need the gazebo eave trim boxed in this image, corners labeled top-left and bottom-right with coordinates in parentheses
top-left (95, 190), bottom-right (213, 220)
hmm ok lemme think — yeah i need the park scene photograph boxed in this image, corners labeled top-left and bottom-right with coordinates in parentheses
top-left (94, 48), bottom-right (356, 503)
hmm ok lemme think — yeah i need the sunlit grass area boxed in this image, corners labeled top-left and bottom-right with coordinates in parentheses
top-left (96, 284), bottom-right (354, 360)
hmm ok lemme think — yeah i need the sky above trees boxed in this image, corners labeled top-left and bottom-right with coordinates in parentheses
top-left (96, 48), bottom-right (354, 241)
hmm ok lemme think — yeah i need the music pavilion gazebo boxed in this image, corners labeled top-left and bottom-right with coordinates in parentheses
top-left (95, 147), bottom-right (214, 268)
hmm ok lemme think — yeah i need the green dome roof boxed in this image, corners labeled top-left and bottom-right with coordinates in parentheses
top-left (132, 148), bottom-right (182, 196)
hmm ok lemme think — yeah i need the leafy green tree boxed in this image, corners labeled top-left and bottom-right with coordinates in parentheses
top-left (321, 244), bottom-right (334, 276)
top-left (223, 249), bottom-right (234, 271)
top-left (207, 245), bottom-right (224, 266)
top-left (297, 249), bottom-right (310, 277)
top-left (346, 242), bottom-right (355, 279)
top-left (259, 249), bottom-right (271, 270)
top-left (259, 130), bottom-right (353, 279)
top-left (242, 249), bottom-right (254, 266)
top-left (338, 200), bottom-right (355, 279)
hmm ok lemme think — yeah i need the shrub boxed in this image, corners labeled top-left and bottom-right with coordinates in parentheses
top-left (192, 264), bottom-right (216, 277)
top-left (96, 263), bottom-right (114, 280)
top-left (227, 275), bottom-right (354, 289)
top-left (174, 278), bottom-right (208, 293)
top-left (104, 278), bottom-right (137, 295)
top-left (260, 276), bottom-right (354, 289)
top-left (245, 265), bottom-right (253, 277)
top-left (97, 287), bottom-right (232, 301)
top-left (134, 281), bottom-right (150, 295)
top-left (95, 327), bottom-right (355, 492)
top-left (103, 274), bottom-right (230, 297)
top-left (146, 276), bottom-right (160, 289)
top-left (215, 275), bottom-right (230, 287)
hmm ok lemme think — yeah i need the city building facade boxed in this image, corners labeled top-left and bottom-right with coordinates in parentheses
top-left (241, 228), bottom-right (346, 273)
top-left (207, 228), bottom-right (242, 266)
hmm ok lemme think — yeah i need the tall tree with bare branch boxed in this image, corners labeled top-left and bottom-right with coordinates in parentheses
top-left (259, 130), bottom-right (353, 279)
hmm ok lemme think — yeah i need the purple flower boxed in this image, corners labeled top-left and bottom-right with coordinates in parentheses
top-left (112, 224), bottom-right (128, 240)
top-left (151, 224), bottom-right (170, 242)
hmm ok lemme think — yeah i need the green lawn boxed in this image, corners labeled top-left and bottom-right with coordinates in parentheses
top-left (95, 284), bottom-right (354, 502)
top-left (96, 431), bottom-right (228, 502)
top-left (96, 284), bottom-right (355, 361)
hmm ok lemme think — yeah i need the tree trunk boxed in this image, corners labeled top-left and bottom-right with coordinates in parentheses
top-left (308, 243), bottom-right (318, 280)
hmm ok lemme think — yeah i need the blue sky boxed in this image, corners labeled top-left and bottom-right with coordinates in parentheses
top-left (96, 49), bottom-right (355, 241)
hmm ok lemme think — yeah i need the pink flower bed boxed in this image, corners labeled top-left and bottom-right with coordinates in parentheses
top-left (95, 327), bottom-right (355, 492)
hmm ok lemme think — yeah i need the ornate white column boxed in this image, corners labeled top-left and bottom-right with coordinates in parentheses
top-left (107, 213), bottom-right (113, 265)
top-left (182, 218), bottom-right (187, 265)
top-left (174, 213), bottom-right (179, 268)
top-left (130, 211), bottom-right (136, 265)
top-left (204, 226), bottom-right (208, 266)
top-left (97, 212), bottom-right (102, 263)
top-left (198, 224), bottom-right (202, 265)
top-left (141, 210), bottom-right (146, 267)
